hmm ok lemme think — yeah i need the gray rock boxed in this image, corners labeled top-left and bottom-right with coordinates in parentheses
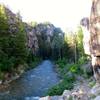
top-left (81, 62), bottom-right (93, 74)
top-left (51, 96), bottom-right (63, 100)
top-left (94, 96), bottom-right (100, 100)
top-left (39, 96), bottom-right (50, 100)
top-left (91, 83), bottom-right (100, 96)
top-left (65, 71), bottom-right (75, 79)
top-left (62, 90), bottom-right (72, 100)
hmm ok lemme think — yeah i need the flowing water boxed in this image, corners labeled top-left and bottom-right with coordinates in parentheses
top-left (0, 60), bottom-right (60, 100)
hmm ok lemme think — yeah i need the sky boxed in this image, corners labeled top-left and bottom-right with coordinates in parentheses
top-left (0, 0), bottom-right (92, 32)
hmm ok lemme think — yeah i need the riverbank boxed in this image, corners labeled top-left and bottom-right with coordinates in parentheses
top-left (0, 58), bottom-right (94, 99)
top-left (37, 59), bottom-right (100, 100)
top-left (4, 75), bottom-right (97, 100)
top-left (0, 57), bottom-right (41, 88)
top-left (0, 60), bottom-right (60, 99)
top-left (38, 76), bottom-right (100, 100)
top-left (47, 58), bottom-right (93, 96)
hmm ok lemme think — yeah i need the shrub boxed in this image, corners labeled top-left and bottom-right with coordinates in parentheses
top-left (47, 75), bottom-right (75, 96)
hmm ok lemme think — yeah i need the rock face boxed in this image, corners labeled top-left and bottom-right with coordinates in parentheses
top-left (25, 22), bottom-right (64, 58)
top-left (5, 7), bottom-right (19, 34)
top-left (90, 0), bottom-right (100, 84)
top-left (25, 23), bottom-right (55, 55)
top-left (24, 23), bottom-right (39, 55)
top-left (80, 1), bottom-right (100, 99)
top-left (80, 17), bottom-right (91, 55)
top-left (90, 0), bottom-right (100, 56)
top-left (0, 4), bottom-right (22, 34)
top-left (81, 0), bottom-right (100, 84)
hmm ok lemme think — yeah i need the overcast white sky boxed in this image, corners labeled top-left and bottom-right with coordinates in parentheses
top-left (0, 0), bottom-right (92, 31)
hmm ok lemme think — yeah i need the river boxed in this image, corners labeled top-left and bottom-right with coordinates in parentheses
top-left (0, 60), bottom-right (60, 100)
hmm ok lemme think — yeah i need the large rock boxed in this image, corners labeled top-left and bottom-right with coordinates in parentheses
top-left (90, 0), bottom-right (100, 56)
top-left (81, 62), bottom-right (93, 75)
top-left (94, 96), bottom-right (100, 100)
top-left (91, 83), bottom-right (100, 96)
top-left (62, 90), bottom-right (72, 100)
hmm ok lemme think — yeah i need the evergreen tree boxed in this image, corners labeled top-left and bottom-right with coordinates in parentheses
top-left (0, 5), bottom-right (28, 71)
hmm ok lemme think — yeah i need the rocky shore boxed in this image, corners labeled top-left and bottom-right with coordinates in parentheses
top-left (25, 77), bottom-right (100, 100)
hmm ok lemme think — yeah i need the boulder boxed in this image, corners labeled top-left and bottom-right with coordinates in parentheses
top-left (62, 90), bottom-right (72, 100)
top-left (91, 83), bottom-right (100, 96)
top-left (94, 96), bottom-right (100, 100)
top-left (81, 62), bottom-right (93, 75)
top-left (65, 71), bottom-right (75, 79)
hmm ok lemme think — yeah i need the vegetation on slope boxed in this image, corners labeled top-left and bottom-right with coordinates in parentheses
top-left (47, 27), bottom-right (92, 96)
top-left (0, 5), bottom-right (28, 73)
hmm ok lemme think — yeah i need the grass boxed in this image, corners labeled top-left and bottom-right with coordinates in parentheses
top-left (47, 75), bottom-right (75, 96)
top-left (47, 57), bottom-right (90, 96)
top-left (89, 81), bottom-right (96, 88)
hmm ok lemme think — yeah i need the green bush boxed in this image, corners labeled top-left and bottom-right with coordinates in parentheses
top-left (89, 81), bottom-right (96, 88)
top-left (78, 56), bottom-right (87, 65)
top-left (0, 55), bottom-right (15, 71)
top-left (0, 5), bottom-right (28, 72)
top-left (26, 49), bottom-right (42, 69)
top-left (55, 58), bottom-right (68, 69)
top-left (70, 64), bottom-right (83, 74)
top-left (47, 56), bottom-right (88, 96)
top-left (47, 76), bottom-right (75, 96)
top-left (0, 30), bottom-right (28, 72)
